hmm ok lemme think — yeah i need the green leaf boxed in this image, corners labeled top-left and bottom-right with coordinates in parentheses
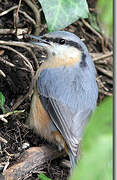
top-left (97, 0), bottom-right (113, 38)
top-left (88, 12), bottom-right (101, 33)
top-left (70, 97), bottom-right (113, 180)
top-left (38, 0), bottom-right (89, 31)
top-left (38, 173), bottom-right (51, 180)
top-left (70, 135), bottom-right (113, 180)
top-left (83, 97), bottom-right (113, 150)
top-left (0, 92), bottom-right (5, 113)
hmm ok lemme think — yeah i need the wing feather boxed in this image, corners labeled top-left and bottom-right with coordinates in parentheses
top-left (37, 66), bottom-right (98, 156)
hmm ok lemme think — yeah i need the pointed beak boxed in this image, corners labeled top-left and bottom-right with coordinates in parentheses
top-left (27, 34), bottom-right (51, 47)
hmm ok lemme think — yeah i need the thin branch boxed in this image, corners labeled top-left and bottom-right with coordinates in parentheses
top-left (10, 96), bottom-right (25, 111)
top-left (0, 110), bottom-right (25, 119)
top-left (0, 69), bottom-right (6, 77)
top-left (23, 0), bottom-right (41, 35)
top-left (0, 57), bottom-right (15, 67)
top-left (0, 45), bottom-right (33, 70)
top-left (0, 7), bottom-right (36, 32)
top-left (0, 3), bottom-right (37, 34)
top-left (0, 117), bottom-right (8, 123)
top-left (96, 66), bottom-right (113, 78)
top-left (106, 78), bottom-right (113, 85)
top-left (14, 0), bottom-right (22, 29)
top-left (0, 40), bottom-right (43, 50)
top-left (0, 110), bottom-right (25, 123)
top-left (19, 10), bottom-right (36, 26)
top-left (0, 56), bottom-right (31, 72)
top-left (99, 89), bottom-right (112, 96)
top-left (0, 28), bottom-right (28, 35)
top-left (82, 19), bottom-right (105, 53)
top-left (60, 159), bottom-right (70, 169)
top-left (0, 136), bottom-right (8, 144)
top-left (0, 6), bottom-right (18, 16)
top-left (0, 44), bottom-right (34, 110)
top-left (0, 40), bottom-right (39, 69)
top-left (93, 52), bottom-right (113, 62)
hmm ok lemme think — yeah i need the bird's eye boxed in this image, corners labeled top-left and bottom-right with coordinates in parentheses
top-left (59, 39), bottom-right (65, 45)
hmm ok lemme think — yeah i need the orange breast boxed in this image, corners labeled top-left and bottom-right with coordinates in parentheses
top-left (28, 90), bottom-right (67, 152)
top-left (29, 91), bottom-right (51, 139)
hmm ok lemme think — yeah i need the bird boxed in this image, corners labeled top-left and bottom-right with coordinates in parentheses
top-left (28, 31), bottom-right (98, 168)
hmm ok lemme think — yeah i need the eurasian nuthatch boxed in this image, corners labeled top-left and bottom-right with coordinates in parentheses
top-left (28, 31), bottom-right (98, 168)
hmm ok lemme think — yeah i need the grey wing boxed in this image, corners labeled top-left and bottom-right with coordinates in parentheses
top-left (37, 67), bottom-right (97, 156)
top-left (40, 96), bottom-right (91, 157)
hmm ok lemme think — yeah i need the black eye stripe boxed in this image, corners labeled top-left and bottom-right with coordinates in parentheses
top-left (41, 37), bottom-right (83, 51)
top-left (41, 36), bottom-right (86, 66)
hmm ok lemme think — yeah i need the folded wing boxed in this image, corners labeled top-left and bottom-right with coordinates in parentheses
top-left (37, 66), bottom-right (97, 157)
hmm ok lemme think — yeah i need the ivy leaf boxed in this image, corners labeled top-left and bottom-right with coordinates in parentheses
top-left (0, 92), bottom-right (5, 113)
top-left (38, 0), bottom-right (89, 31)
top-left (38, 173), bottom-right (51, 180)
top-left (88, 12), bottom-right (101, 33)
top-left (70, 135), bottom-right (112, 180)
top-left (97, 0), bottom-right (113, 38)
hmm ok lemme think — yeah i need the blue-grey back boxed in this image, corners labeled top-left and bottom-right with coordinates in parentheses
top-left (37, 51), bottom-right (98, 154)
top-left (37, 59), bottom-right (98, 114)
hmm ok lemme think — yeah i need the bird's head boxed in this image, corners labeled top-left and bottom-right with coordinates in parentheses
top-left (28, 31), bottom-right (90, 67)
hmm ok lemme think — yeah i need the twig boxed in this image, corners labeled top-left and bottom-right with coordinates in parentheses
top-left (0, 40), bottom-right (43, 50)
top-left (78, 21), bottom-right (96, 42)
top-left (0, 40), bottom-right (39, 69)
top-left (99, 89), bottom-right (112, 96)
top-left (0, 57), bottom-right (30, 71)
top-left (93, 52), bottom-right (113, 62)
top-left (60, 159), bottom-right (70, 169)
top-left (0, 57), bottom-right (31, 75)
top-left (3, 161), bottom-right (10, 172)
top-left (0, 110), bottom-right (25, 123)
top-left (81, 19), bottom-right (105, 53)
top-left (0, 117), bottom-right (8, 123)
top-left (0, 45), bottom-right (33, 70)
top-left (10, 76), bottom-right (34, 111)
top-left (0, 28), bottom-right (28, 35)
top-left (23, 0), bottom-right (41, 35)
top-left (96, 66), bottom-right (113, 78)
top-left (95, 60), bottom-right (108, 65)
top-left (14, 0), bottom-right (22, 29)
top-left (19, 10), bottom-right (36, 26)
top-left (0, 44), bottom-right (34, 110)
top-left (0, 40), bottom-right (41, 109)
top-left (0, 5), bottom-right (18, 16)
top-left (89, 8), bottom-right (95, 12)
top-left (0, 69), bottom-right (6, 77)
top-left (4, 149), bottom-right (18, 158)
top-left (0, 110), bottom-right (25, 119)
top-left (0, 136), bottom-right (8, 144)
top-left (0, 57), bottom-right (15, 67)
top-left (106, 78), bottom-right (113, 85)
top-left (0, 3), bottom-right (37, 34)
top-left (0, 49), bottom-right (4, 55)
